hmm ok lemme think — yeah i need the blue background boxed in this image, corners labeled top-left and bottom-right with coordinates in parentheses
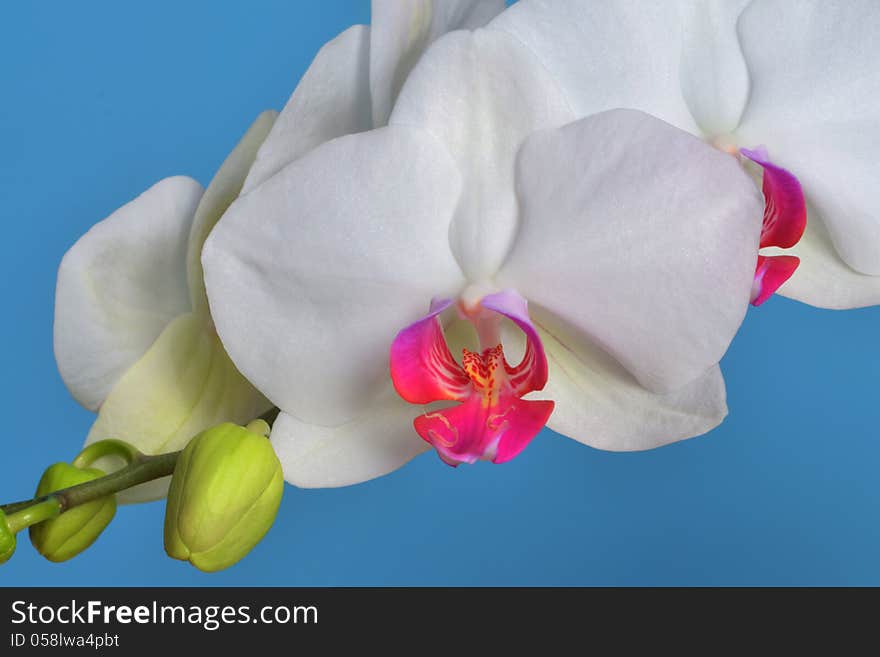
top-left (2, 0), bottom-right (879, 586)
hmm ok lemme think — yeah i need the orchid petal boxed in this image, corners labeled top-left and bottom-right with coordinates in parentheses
top-left (736, 0), bottom-right (880, 275)
top-left (523, 310), bottom-right (728, 452)
top-left (187, 110), bottom-right (276, 316)
top-left (499, 109), bottom-right (763, 393)
top-left (393, 289), bottom-right (553, 467)
top-left (490, 399), bottom-right (555, 464)
top-left (414, 394), bottom-right (553, 466)
top-left (489, 0), bottom-right (698, 132)
top-left (241, 25), bottom-right (372, 193)
top-left (54, 176), bottom-right (202, 410)
top-left (203, 126), bottom-right (465, 426)
top-left (270, 392), bottom-right (430, 489)
top-left (85, 313), bottom-right (271, 503)
top-left (480, 289), bottom-right (547, 396)
top-left (389, 28), bottom-right (573, 281)
top-left (751, 255), bottom-right (800, 307)
top-left (370, 0), bottom-right (505, 126)
top-left (740, 147), bottom-right (807, 250)
top-left (766, 205), bottom-right (880, 309)
top-left (679, 0), bottom-right (751, 137)
top-left (390, 299), bottom-right (472, 405)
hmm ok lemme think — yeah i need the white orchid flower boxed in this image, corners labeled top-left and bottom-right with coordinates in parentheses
top-left (203, 28), bottom-right (764, 487)
top-left (492, 0), bottom-right (880, 309)
top-left (53, 0), bottom-right (504, 501)
top-left (54, 112), bottom-right (278, 501)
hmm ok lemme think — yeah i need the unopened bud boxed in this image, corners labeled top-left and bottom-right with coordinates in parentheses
top-left (164, 422), bottom-right (283, 572)
top-left (29, 463), bottom-right (116, 562)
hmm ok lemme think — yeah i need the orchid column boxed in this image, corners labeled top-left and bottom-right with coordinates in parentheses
top-left (203, 29), bottom-right (763, 487)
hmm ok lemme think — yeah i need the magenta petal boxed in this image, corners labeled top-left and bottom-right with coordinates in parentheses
top-left (414, 397), bottom-right (485, 466)
top-left (751, 254), bottom-right (800, 306)
top-left (414, 394), bottom-right (554, 466)
top-left (491, 399), bottom-right (555, 464)
top-left (392, 289), bottom-right (554, 467)
top-left (740, 147), bottom-right (807, 250)
top-left (390, 299), bottom-right (471, 404)
top-left (480, 289), bottom-right (549, 395)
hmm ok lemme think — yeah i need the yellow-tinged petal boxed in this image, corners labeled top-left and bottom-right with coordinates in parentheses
top-left (85, 313), bottom-right (272, 503)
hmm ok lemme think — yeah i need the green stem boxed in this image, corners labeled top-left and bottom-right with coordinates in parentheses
top-left (5, 498), bottom-right (62, 533)
top-left (0, 407), bottom-right (279, 519)
top-left (0, 451), bottom-right (181, 516)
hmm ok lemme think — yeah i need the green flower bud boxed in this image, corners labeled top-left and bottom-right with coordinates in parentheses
top-left (29, 463), bottom-right (116, 562)
top-left (0, 510), bottom-right (15, 564)
top-left (164, 421), bottom-right (283, 572)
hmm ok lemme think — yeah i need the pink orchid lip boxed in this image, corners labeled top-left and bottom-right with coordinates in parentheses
top-left (751, 254), bottom-right (800, 307)
top-left (390, 289), bottom-right (554, 467)
top-left (740, 146), bottom-right (807, 306)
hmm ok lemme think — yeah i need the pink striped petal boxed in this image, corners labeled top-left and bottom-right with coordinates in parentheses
top-left (414, 393), bottom-right (554, 466)
top-left (480, 289), bottom-right (549, 396)
top-left (740, 146), bottom-right (807, 250)
top-left (390, 299), bottom-right (471, 404)
top-left (751, 254), bottom-right (801, 306)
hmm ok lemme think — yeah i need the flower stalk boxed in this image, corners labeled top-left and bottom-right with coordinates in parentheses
top-left (0, 451), bottom-right (180, 517)
top-left (4, 498), bottom-right (62, 533)
top-left (0, 409), bottom-right (278, 518)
